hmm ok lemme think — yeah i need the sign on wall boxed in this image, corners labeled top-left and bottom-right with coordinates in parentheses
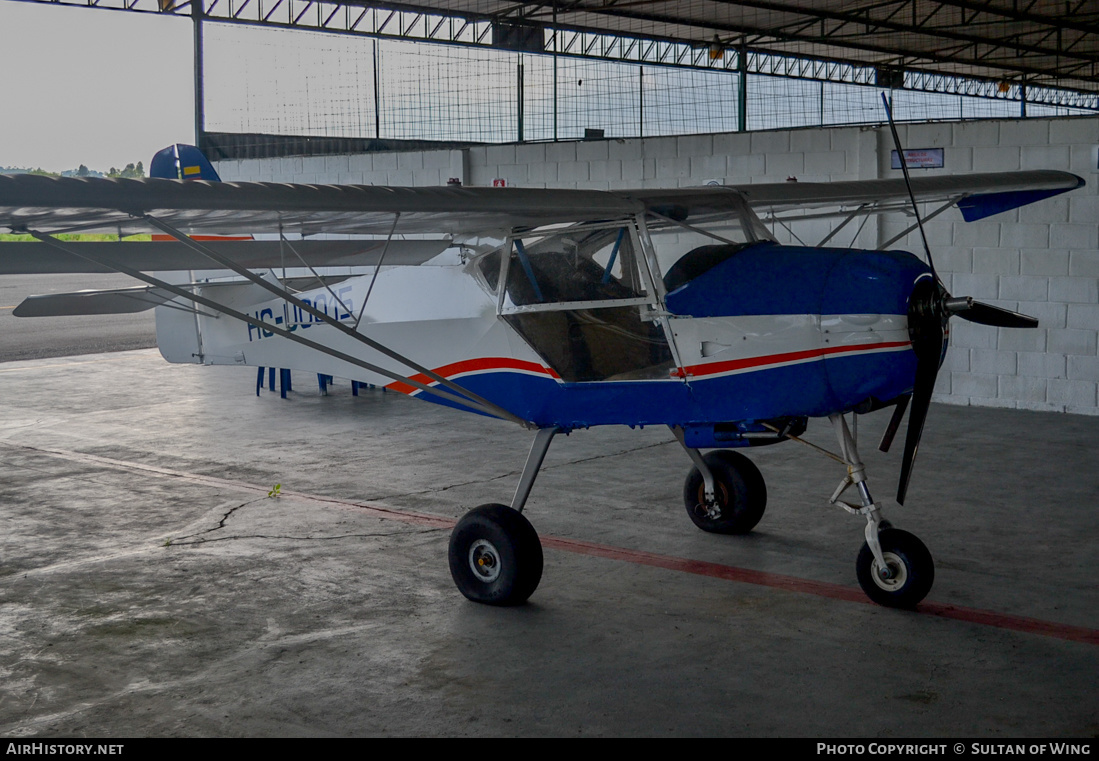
top-left (891, 148), bottom-right (945, 169)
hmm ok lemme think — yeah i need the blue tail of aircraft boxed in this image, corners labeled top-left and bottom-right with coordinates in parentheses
top-left (150, 144), bottom-right (221, 182)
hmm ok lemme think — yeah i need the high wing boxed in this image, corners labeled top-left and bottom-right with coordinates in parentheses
top-left (0, 170), bottom-right (1083, 255)
top-left (632, 170), bottom-right (1084, 222)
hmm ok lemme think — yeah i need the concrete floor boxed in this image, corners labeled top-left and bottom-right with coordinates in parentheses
top-left (0, 349), bottom-right (1095, 737)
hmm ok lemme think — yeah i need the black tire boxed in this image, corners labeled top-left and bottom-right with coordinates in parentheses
top-left (682, 450), bottom-right (767, 534)
top-left (448, 503), bottom-right (543, 606)
top-left (856, 528), bottom-right (934, 608)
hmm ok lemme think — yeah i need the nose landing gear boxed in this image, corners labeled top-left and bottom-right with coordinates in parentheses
top-left (829, 412), bottom-right (934, 607)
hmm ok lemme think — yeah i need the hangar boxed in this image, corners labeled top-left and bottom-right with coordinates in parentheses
top-left (0, 0), bottom-right (1096, 738)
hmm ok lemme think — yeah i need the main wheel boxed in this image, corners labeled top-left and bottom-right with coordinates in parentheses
top-left (448, 503), bottom-right (543, 606)
top-left (682, 450), bottom-right (767, 534)
top-left (856, 528), bottom-right (934, 608)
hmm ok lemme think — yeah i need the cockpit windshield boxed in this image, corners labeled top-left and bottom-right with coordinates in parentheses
top-left (477, 224), bottom-right (672, 382)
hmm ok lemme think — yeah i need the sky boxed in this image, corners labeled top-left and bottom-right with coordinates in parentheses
top-left (0, 2), bottom-right (195, 173)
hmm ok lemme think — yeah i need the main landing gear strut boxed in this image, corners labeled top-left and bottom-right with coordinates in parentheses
top-left (448, 427), bottom-right (557, 606)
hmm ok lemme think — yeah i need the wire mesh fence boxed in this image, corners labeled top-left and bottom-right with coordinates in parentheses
top-left (203, 23), bottom-right (1096, 145)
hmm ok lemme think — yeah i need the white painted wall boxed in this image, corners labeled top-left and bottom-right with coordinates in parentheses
top-left (215, 115), bottom-right (1099, 415)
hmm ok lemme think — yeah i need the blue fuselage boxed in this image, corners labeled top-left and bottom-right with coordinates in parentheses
top-left (441, 243), bottom-right (933, 434)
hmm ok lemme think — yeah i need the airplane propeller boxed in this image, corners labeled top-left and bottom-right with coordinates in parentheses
top-left (879, 94), bottom-right (1039, 505)
top-left (945, 296), bottom-right (1040, 329)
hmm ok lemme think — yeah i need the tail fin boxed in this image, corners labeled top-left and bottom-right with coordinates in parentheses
top-left (149, 144), bottom-right (245, 243)
top-left (149, 144), bottom-right (222, 181)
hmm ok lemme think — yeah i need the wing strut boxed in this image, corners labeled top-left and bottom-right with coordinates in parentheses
top-left (816, 204), bottom-right (867, 247)
top-left (877, 200), bottom-right (956, 250)
top-left (138, 214), bottom-right (531, 427)
top-left (27, 229), bottom-right (533, 428)
top-left (355, 211), bottom-right (399, 327)
top-left (645, 209), bottom-right (743, 246)
top-left (276, 230), bottom-right (354, 318)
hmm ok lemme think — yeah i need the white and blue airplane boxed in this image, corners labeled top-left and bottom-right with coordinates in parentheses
top-left (0, 141), bottom-right (1083, 608)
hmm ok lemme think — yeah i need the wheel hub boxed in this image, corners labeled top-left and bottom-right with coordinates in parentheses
top-left (695, 502), bottom-right (723, 520)
top-left (469, 539), bottom-right (501, 583)
top-left (695, 482), bottom-right (728, 520)
top-left (871, 551), bottom-right (907, 591)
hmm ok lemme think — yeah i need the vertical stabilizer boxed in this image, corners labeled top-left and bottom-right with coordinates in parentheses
top-left (149, 144), bottom-right (222, 182)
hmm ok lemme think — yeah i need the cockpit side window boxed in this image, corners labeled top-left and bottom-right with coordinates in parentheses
top-left (477, 225), bottom-right (644, 304)
top-left (504, 250), bottom-right (639, 305)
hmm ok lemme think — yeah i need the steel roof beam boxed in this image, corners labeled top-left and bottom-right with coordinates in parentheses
top-left (8, 0), bottom-right (1096, 99)
top-left (702, 0), bottom-right (1097, 65)
top-left (504, 1), bottom-right (1098, 85)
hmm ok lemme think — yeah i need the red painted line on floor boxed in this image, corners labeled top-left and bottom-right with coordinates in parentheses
top-left (542, 536), bottom-right (1099, 646)
top-left (542, 535), bottom-right (868, 604)
top-left (9, 441), bottom-right (1097, 646)
top-left (915, 602), bottom-right (1099, 644)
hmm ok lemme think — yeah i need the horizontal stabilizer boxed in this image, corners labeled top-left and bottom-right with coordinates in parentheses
top-left (0, 238), bottom-right (450, 275)
top-left (13, 286), bottom-right (174, 316)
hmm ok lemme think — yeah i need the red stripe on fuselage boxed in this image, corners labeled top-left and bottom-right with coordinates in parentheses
top-left (387, 357), bottom-right (560, 395)
top-left (386, 340), bottom-right (911, 396)
top-left (674, 340), bottom-right (912, 379)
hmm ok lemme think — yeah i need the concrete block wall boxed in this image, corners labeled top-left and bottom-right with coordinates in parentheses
top-left (215, 115), bottom-right (1099, 415)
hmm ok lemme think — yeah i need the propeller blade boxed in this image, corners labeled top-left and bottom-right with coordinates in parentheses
top-left (879, 395), bottom-right (911, 453)
top-left (897, 278), bottom-right (947, 506)
top-left (955, 301), bottom-right (1039, 329)
top-left (879, 93), bottom-right (1037, 502)
top-left (897, 330), bottom-right (941, 506)
top-left (881, 92), bottom-right (937, 279)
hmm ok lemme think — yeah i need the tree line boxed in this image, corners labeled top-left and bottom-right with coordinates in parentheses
top-left (0, 161), bottom-right (145, 178)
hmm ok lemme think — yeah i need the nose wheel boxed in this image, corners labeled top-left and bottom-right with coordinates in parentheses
top-left (856, 527), bottom-right (934, 608)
